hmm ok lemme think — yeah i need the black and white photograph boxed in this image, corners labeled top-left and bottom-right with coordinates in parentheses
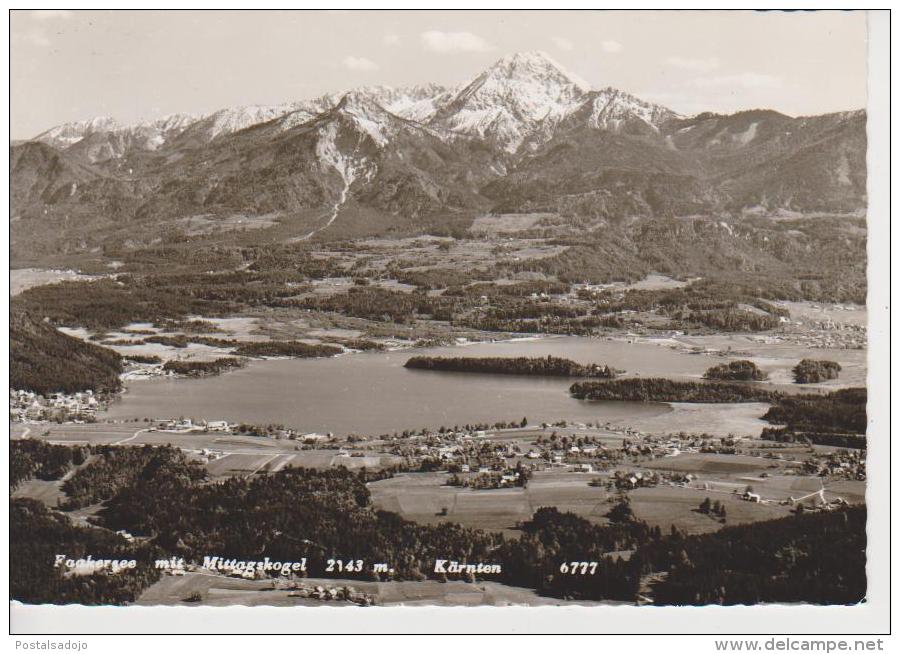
top-left (7, 7), bottom-right (891, 639)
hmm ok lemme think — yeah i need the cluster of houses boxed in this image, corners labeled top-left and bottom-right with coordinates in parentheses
top-left (611, 469), bottom-right (662, 490)
top-left (280, 582), bottom-right (374, 606)
top-left (379, 422), bottom-right (724, 477)
top-left (198, 448), bottom-right (226, 463)
top-left (9, 389), bottom-right (100, 423)
top-left (152, 418), bottom-right (232, 432)
top-left (164, 566), bottom-right (375, 605)
top-left (789, 494), bottom-right (851, 512)
top-left (120, 364), bottom-right (168, 381)
top-left (447, 466), bottom-right (526, 489)
top-left (589, 469), bottom-right (699, 491)
top-left (781, 316), bottom-right (866, 350)
top-left (801, 449), bottom-right (866, 480)
top-left (388, 429), bottom-right (620, 474)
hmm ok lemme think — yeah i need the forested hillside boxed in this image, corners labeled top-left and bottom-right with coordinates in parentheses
top-left (10, 309), bottom-right (122, 394)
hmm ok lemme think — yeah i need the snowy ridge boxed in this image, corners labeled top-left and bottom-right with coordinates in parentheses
top-left (35, 113), bottom-right (202, 160)
top-left (34, 116), bottom-right (121, 148)
top-left (353, 84), bottom-right (454, 123)
top-left (30, 51), bottom-right (682, 157)
top-left (183, 104), bottom-right (304, 142)
top-left (579, 87), bottom-right (679, 131)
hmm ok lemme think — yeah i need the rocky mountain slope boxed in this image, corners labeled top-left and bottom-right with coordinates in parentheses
top-left (12, 50), bottom-right (866, 252)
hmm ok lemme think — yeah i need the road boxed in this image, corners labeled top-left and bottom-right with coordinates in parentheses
top-left (246, 454), bottom-right (280, 477)
top-left (113, 428), bottom-right (151, 445)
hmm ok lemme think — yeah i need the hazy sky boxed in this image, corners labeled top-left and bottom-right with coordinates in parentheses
top-left (11, 9), bottom-right (868, 139)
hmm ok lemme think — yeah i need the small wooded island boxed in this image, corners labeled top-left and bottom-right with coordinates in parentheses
top-left (569, 378), bottom-right (780, 403)
top-left (404, 355), bottom-right (619, 378)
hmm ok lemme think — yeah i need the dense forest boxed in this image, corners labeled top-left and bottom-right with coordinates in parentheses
top-left (793, 359), bottom-right (842, 384)
top-left (405, 355), bottom-right (619, 378)
top-left (581, 282), bottom-right (791, 317)
top-left (570, 378), bottom-right (779, 403)
top-left (446, 279), bottom-right (571, 299)
top-left (763, 388), bottom-right (866, 433)
top-left (759, 427), bottom-right (865, 450)
top-left (636, 506), bottom-right (867, 605)
top-left (300, 286), bottom-right (464, 324)
top-left (501, 216), bottom-right (866, 305)
top-left (162, 357), bottom-right (245, 377)
top-left (11, 271), bottom-right (316, 331)
top-left (11, 498), bottom-right (162, 605)
top-left (10, 446), bottom-right (866, 606)
top-left (10, 262), bottom-right (795, 349)
top-left (233, 341), bottom-right (343, 358)
top-left (97, 464), bottom-right (502, 580)
top-left (123, 353), bottom-right (162, 364)
top-left (11, 309), bottom-right (123, 394)
top-left (11, 439), bottom-right (85, 489)
top-left (455, 312), bottom-right (616, 336)
top-left (684, 309), bottom-right (780, 332)
top-left (497, 505), bottom-right (656, 600)
top-left (704, 360), bottom-right (768, 381)
top-left (61, 445), bottom-right (207, 510)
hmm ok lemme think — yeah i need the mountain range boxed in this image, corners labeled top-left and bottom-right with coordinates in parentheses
top-left (11, 51), bottom-right (866, 253)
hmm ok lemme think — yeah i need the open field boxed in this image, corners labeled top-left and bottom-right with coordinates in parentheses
top-left (11, 453), bottom-right (100, 511)
top-left (202, 451), bottom-right (397, 479)
top-left (10, 268), bottom-right (103, 296)
top-left (350, 234), bottom-right (566, 276)
top-left (368, 466), bottom-right (816, 537)
top-left (11, 478), bottom-right (67, 507)
top-left (131, 430), bottom-right (298, 452)
top-left (136, 571), bottom-right (606, 607)
top-left (11, 422), bottom-right (403, 480)
top-left (643, 453), bottom-right (776, 475)
top-left (10, 422), bottom-right (139, 445)
top-left (468, 212), bottom-right (552, 235)
top-left (628, 485), bottom-right (793, 534)
top-left (204, 453), bottom-right (285, 478)
top-left (666, 332), bottom-right (866, 388)
top-left (607, 402), bottom-right (772, 438)
top-left (688, 471), bottom-right (865, 505)
top-left (622, 274), bottom-right (691, 291)
top-left (14, 422), bottom-right (300, 452)
top-left (370, 470), bottom-right (612, 536)
top-left (177, 212), bottom-right (281, 236)
top-left (774, 301), bottom-right (867, 328)
top-left (136, 572), bottom-right (349, 607)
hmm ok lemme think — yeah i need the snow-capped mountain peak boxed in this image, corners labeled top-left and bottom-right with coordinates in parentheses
top-left (34, 113), bottom-right (203, 162)
top-left (572, 87), bottom-right (680, 132)
top-left (28, 51), bottom-right (682, 159)
top-left (34, 116), bottom-right (121, 148)
top-left (330, 91), bottom-right (396, 146)
top-left (486, 50), bottom-right (590, 93)
top-left (431, 50), bottom-right (593, 152)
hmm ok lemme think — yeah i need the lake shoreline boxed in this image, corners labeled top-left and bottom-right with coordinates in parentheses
top-left (93, 333), bottom-right (857, 437)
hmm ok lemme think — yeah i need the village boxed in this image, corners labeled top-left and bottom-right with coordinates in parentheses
top-left (9, 388), bottom-right (102, 423)
top-left (11, 397), bottom-right (866, 513)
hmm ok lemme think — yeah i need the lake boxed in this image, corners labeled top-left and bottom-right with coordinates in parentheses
top-left (101, 336), bottom-right (714, 434)
top-left (99, 334), bottom-right (862, 435)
